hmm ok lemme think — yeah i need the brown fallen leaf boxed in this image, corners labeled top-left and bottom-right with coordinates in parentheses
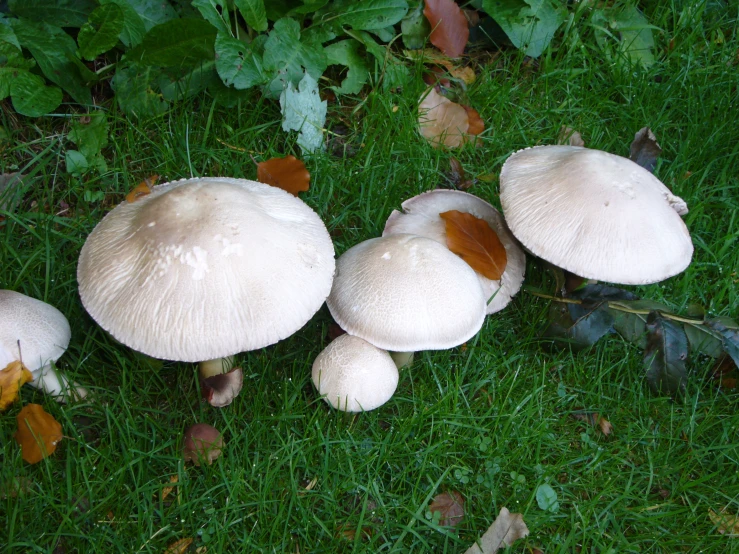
top-left (125, 175), bottom-right (159, 203)
top-left (157, 475), bottom-right (179, 503)
top-left (405, 49), bottom-right (476, 84)
top-left (337, 524), bottom-right (372, 541)
top-left (629, 127), bottom-right (662, 173)
top-left (429, 490), bottom-right (465, 527)
top-left (1, 361), bottom-right (34, 411)
top-left (709, 509), bottom-right (739, 536)
top-left (14, 403), bottom-right (63, 464)
top-left (424, 0), bottom-right (470, 58)
top-left (557, 126), bottom-right (585, 147)
top-left (463, 106), bottom-right (484, 136)
top-left (464, 507), bottom-right (530, 554)
top-left (440, 210), bottom-right (507, 279)
top-left (256, 155), bottom-right (310, 196)
top-left (419, 88), bottom-right (482, 148)
top-left (571, 411), bottom-right (613, 436)
top-left (164, 538), bottom-right (193, 554)
top-left (710, 354), bottom-right (738, 389)
top-left (446, 157), bottom-right (473, 190)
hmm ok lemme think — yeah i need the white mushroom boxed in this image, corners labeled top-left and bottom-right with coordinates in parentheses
top-left (312, 334), bottom-right (399, 412)
top-left (77, 177), bottom-right (335, 393)
top-left (383, 189), bottom-right (526, 314)
top-left (0, 290), bottom-right (87, 402)
top-left (499, 145), bottom-right (693, 284)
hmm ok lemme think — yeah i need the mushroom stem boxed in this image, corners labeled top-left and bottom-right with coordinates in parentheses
top-left (199, 356), bottom-right (234, 378)
top-left (28, 364), bottom-right (88, 402)
top-left (390, 351), bottom-right (414, 369)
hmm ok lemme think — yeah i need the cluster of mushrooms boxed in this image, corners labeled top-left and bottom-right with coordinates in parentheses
top-left (1, 145), bottom-right (692, 416)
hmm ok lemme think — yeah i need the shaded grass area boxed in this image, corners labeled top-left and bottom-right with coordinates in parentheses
top-left (1, 3), bottom-right (738, 552)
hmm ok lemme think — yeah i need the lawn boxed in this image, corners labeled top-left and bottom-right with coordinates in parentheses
top-left (2, 2), bottom-right (738, 553)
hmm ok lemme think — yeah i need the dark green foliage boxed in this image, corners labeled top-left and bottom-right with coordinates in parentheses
top-left (644, 312), bottom-right (688, 396)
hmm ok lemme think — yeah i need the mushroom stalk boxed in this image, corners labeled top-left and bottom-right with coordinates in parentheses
top-left (199, 356), bottom-right (234, 378)
top-left (390, 351), bottom-right (414, 369)
top-left (29, 364), bottom-right (88, 402)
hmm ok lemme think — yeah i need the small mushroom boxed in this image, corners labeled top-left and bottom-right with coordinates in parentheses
top-left (182, 423), bottom-right (224, 466)
top-left (312, 334), bottom-right (399, 412)
top-left (0, 290), bottom-right (87, 402)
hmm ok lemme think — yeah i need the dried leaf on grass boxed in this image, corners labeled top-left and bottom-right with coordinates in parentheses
top-left (164, 538), bottom-right (193, 554)
top-left (337, 525), bottom-right (372, 541)
top-left (1, 361), bottom-right (34, 411)
top-left (630, 127), bottom-right (661, 173)
top-left (571, 411), bottom-right (613, 436)
top-left (709, 509), bottom-right (739, 536)
top-left (464, 507), bottom-right (529, 554)
top-left (440, 210), bottom-right (507, 279)
top-left (125, 175), bottom-right (159, 203)
top-left (405, 49), bottom-right (476, 84)
top-left (446, 157), bottom-right (474, 190)
top-left (14, 403), bottom-right (63, 464)
top-left (418, 88), bottom-right (484, 148)
top-left (256, 155), bottom-right (310, 196)
top-left (557, 126), bottom-right (584, 147)
top-left (424, 0), bottom-right (469, 58)
top-left (156, 475), bottom-right (179, 503)
top-left (429, 490), bottom-right (465, 527)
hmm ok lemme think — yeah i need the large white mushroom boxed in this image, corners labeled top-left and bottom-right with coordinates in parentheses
top-left (0, 290), bottom-right (87, 401)
top-left (383, 189), bottom-right (526, 314)
top-left (78, 177), bottom-right (335, 398)
top-left (499, 145), bottom-right (693, 284)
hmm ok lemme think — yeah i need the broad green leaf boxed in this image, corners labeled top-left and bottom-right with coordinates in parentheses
top-left (401, 1), bottom-right (431, 49)
top-left (158, 61), bottom-right (218, 101)
top-left (235, 0), bottom-right (268, 32)
top-left (644, 311), bottom-right (688, 396)
top-left (0, 22), bottom-right (21, 50)
top-left (0, 67), bottom-right (13, 99)
top-left (683, 321), bottom-right (725, 358)
top-left (0, 41), bottom-right (35, 71)
top-left (65, 149), bottom-right (89, 175)
top-left (325, 39), bottom-right (369, 94)
top-left (265, 0), bottom-right (302, 21)
top-left (290, 0), bottom-right (329, 15)
top-left (348, 29), bottom-right (410, 90)
top-left (8, 0), bottom-right (96, 28)
top-left (482, 0), bottom-right (565, 58)
top-left (112, 64), bottom-right (168, 118)
top-left (208, 78), bottom-right (252, 107)
top-left (705, 319), bottom-right (739, 367)
top-left (536, 484), bottom-right (559, 512)
top-left (263, 18), bottom-right (327, 96)
top-left (9, 70), bottom-right (62, 116)
top-left (334, 0), bottom-right (408, 31)
top-left (68, 112), bottom-right (108, 161)
top-left (77, 4), bottom-right (125, 61)
top-left (369, 25), bottom-right (396, 43)
top-left (591, 6), bottom-right (655, 69)
top-left (100, 0), bottom-right (146, 47)
top-left (215, 33), bottom-right (266, 90)
top-left (10, 19), bottom-right (91, 105)
top-left (610, 299), bottom-right (672, 349)
top-left (280, 71), bottom-right (327, 154)
top-left (193, 0), bottom-right (231, 35)
top-left (126, 0), bottom-right (177, 32)
top-left (127, 19), bottom-right (217, 67)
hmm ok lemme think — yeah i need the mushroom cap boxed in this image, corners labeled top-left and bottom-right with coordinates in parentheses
top-left (383, 189), bottom-right (526, 314)
top-left (0, 290), bottom-right (71, 372)
top-left (327, 234), bottom-right (486, 351)
top-left (499, 146), bottom-right (693, 284)
top-left (312, 334), bottom-right (399, 412)
top-left (182, 423), bottom-right (224, 466)
top-left (78, 177), bottom-right (335, 361)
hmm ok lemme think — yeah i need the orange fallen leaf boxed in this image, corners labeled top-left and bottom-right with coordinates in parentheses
top-left (571, 411), bottom-right (613, 436)
top-left (14, 403), bottom-right (63, 464)
top-left (157, 475), bottom-right (179, 503)
top-left (429, 490), bottom-right (465, 527)
top-left (424, 0), bottom-right (469, 58)
top-left (256, 155), bottom-right (310, 196)
top-left (709, 509), bottom-right (739, 536)
top-left (1, 361), bottom-right (34, 411)
top-left (419, 88), bottom-right (483, 148)
top-left (440, 210), bottom-right (507, 280)
top-left (463, 105), bottom-right (484, 136)
top-left (164, 538), bottom-right (193, 554)
top-left (125, 175), bottom-right (159, 203)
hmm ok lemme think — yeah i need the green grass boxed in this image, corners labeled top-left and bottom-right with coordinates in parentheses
top-left (2, 3), bottom-right (739, 552)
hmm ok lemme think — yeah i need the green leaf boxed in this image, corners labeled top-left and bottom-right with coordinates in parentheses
top-left (482, 0), bottom-right (565, 58)
top-left (99, 0), bottom-right (147, 48)
top-left (112, 64), bottom-right (169, 118)
top-left (8, 0), bottom-right (96, 28)
top-left (127, 19), bottom-right (217, 67)
top-left (683, 320), bottom-right (725, 358)
top-left (348, 29), bottom-right (410, 90)
top-left (610, 299), bottom-right (673, 349)
top-left (335, 0), bottom-right (408, 31)
top-left (0, 41), bottom-right (35, 71)
top-left (0, 21), bottom-right (21, 50)
top-left (207, 78), bottom-right (252, 107)
top-left (536, 484), bottom-right (559, 512)
top-left (234, 0), bottom-right (268, 32)
top-left (325, 39), bottom-right (369, 94)
top-left (644, 311), bottom-right (688, 396)
top-left (9, 70), bottom-right (62, 116)
top-left (78, 4), bottom-right (125, 61)
top-left (263, 18), bottom-right (327, 96)
top-left (705, 319), bottom-right (739, 368)
top-left (192, 0), bottom-right (231, 35)
top-left (591, 6), bottom-right (655, 69)
top-left (126, 0), bottom-right (177, 32)
top-left (158, 61), bottom-right (218, 101)
top-left (68, 112), bottom-right (109, 161)
top-left (290, 0), bottom-right (329, 15)
top-left (65, 149), bottom-right (89, 175)
top-left (401, 1), bottom-right (431, 49)
top-left (214, 33), bottom-right (266, 90)
top-left (280, 71), bottom-right (327, 154)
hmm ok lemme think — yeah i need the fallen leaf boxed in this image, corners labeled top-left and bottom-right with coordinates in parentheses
top-left (644, 311), bottom-right (688, 397)
top-left (418, 88), bottom-right (473, 148)
top-left (1, 361), bottom-right (34, 411)
top-left (256, 156), bottom-right (310, 196)
top-left (571, 411), bottom-right (613, 436)
top-left (164, 538), bottom-right (193, 554)
top-left (629, 127), bottom-right (662, 173)
top-left (464, 507), bottom-right (530, 554)
top-left (463, 106), bottom-right (485, 136)
top-left (157, 475), bottom-right (179, 503)
top-left (709, 509), bottom-right (739, 536)
top-left (280, 72), bottom-right (327, 154)
top-left (337, 525), bottom-right (372, 541)
top-left (405, 49), bottom-right (476, 83)
top-left (298, 477), bottom-right (318, 496)
top-left (14, 403), bottom-right (63, 464)
top-left (424, 0), bottom-right (469, 58)
top-left (557, 126), bottom-right (584, 147)
top-left (429, 490), bottom-right (465, 527)
top-left (440, 210), bottom-right (507, 279)
top-left (446, 157), bottom-right (473, 189)
top-left (125, 175), bottom-right (159, 203)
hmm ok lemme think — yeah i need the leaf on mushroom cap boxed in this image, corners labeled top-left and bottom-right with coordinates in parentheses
top-left (256, 155), bottom-right (310, 196)
top-left (440, 210), bottom-right (507, 280)
top-left (14, 403), bottom-right (63, 464)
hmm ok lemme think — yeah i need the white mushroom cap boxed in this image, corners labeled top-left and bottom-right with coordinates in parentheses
top-left (78, 177), bottom-right (335, 361)
top-left (499, 146), bottom-right (693, 284)
top-left (0, 290), bottom-right (70, 372)
top-left (312, 334), bottom-right (399, 412)
top-left (326, 234), bottom-right (486, 351)
top-left (383, 189), bottom-right (526, 314)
